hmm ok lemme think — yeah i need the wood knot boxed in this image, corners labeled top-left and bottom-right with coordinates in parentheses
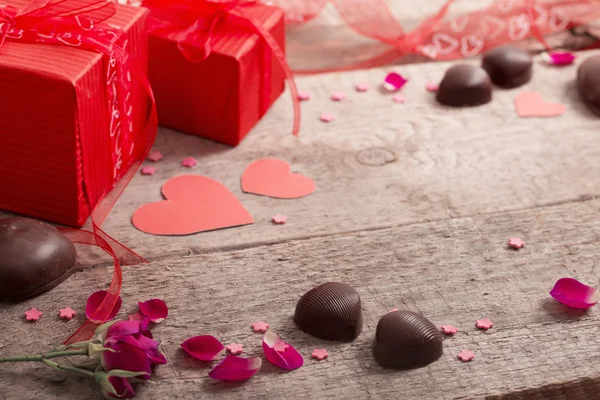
top-left (356, 148), bottom-right (397, 166)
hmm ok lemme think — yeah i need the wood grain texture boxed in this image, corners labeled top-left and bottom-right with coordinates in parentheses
top-left (3, 199), bottom-right (600, 399)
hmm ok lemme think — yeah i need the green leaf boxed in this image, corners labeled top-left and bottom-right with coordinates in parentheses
top-left (94, 320), bottom-right (120, 342)
top-left (98, 376), bottom-right (117, 396)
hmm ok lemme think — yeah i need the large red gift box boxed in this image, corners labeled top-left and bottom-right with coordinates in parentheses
top-left (146, 2), bottom-right (286, 146)
top-left (0, 1), bottom-right (151, 227)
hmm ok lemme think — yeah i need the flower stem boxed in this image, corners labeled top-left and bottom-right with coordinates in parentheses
top-left (43, 359), bottom-right (96, 378)
top-left (0, 349), bottom-right (88, 363)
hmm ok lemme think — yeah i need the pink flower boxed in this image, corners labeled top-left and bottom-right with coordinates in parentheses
top-left (101, 335), bottom-right (153, 381)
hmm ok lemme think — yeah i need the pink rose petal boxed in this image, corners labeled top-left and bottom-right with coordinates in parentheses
top-left (550, 277), bottom-right (600, 309)
top-left (548, 52), bottom-right (576, 66)
top-left (85, 290), bottom-right (122, 323)
top-left (383, 72), bottom-right (408, 92)
top-left (208, 355), bottom-right (262, 381)
top-left (138, 299), bottom-right (168, 323)
top-left (181, 335), bottom-right (225, 361)
top-left (262, 331), bottom-right (303, 371)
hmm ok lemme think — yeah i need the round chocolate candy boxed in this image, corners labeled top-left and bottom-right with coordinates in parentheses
top-left (0, 218), bottom-right (77, 300)
top-left (481, 45), bottom-right (533, 88)
top-left (436, 64), bottom-right (493, 107)
top-left (577, 55), bottom-right (600, 116)
top-left (373, 310), bottom-right (443, 370)
top-left (294, 282), bottom-right (362, 341)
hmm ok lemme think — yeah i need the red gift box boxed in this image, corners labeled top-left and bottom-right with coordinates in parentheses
top-left (145, 1), bottom-right (286, 146)
top-left (0, 1), bottom-right (152, 227)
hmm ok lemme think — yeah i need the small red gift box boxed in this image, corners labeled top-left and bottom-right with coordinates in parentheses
top-left (145, 1), bottom-right (286, 146)
top-left (0, 1), bottom-right (152, 227)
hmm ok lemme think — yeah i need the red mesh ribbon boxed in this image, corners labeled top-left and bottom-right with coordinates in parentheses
top-left (273, 0), bottom-right (600, 73)
top-left (0, 0), bottom-right (158, 344)
top-left (141, 0), bottom-right (300, 136)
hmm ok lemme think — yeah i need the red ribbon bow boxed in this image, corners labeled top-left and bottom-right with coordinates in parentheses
top-left (142, 0), bottom-right (300, 137)
top-left (0, 0), bottom-right (158, 344)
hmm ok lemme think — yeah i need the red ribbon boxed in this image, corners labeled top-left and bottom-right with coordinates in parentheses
top-left (0, 0), bottom-right (158, 344)
top-left (273, 0), bottom-right (600, 74)
top-left (141, 0), bottom-right (300, 137)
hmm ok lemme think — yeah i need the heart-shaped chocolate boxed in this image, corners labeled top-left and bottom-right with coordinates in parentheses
top-left (482, 45), bottom-right (533, 88)
top-left (436, 64), bottom-right (493, 107)
top-left (373, 310), bottom-right (443, 370)
top-left (0, 218), bottom-right (77, 300)
top-left (577, 55), bottom-right (600, 117)
top-left (294, 282), bottom-right (362, 341)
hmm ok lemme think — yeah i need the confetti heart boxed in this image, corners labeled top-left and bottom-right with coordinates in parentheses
top-left (241, 159), bottom-right (315, 199)
top-left (514, 92), bottom-right (565, 118)
top-left (132, 175), bottom-right (253, 235)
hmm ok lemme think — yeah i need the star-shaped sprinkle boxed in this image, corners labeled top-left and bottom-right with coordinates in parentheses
top-left (457, 349), bottom-right (474, 362)
top-left (272, 214), bottom-right (287, 225)
top-left (297, 91), bottom-right (311, 101)
top-left (441, 325), bottom-right (458, 335)
top-left (226, 343), bottom-right (244, 355)
top-left (508, 237), bottom-right (525, 249)
top-left (273, 342), bottom-right (289, 353)
top-left (25, 308), bottom-right (42, 322)
top-left (392, 94), bottom-right (406, 103)
top-left (181, 157), bottom-right (197, 168)
top-left (475, 318), bottom-right (494, 330)
top-left (147, 150), bottom-right (163, 162)
top-left (59, 307), bottom-right (76, 321)
top-left (355, 83), bottom-right (369, 92)
top-left (312, 348), bottom-right (328, 360)
top-left (426, 82), bottom-right (439, 92)
top-left (320, 113), bottom-right (334, 123)
top-left (141, 166), bottom-right (156, 175)
top-left (251, 321), bottom-right (269, 333)
top-left (331, 92), bottom-right (346, 101)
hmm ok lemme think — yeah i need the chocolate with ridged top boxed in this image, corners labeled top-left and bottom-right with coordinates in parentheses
top-left (577, 55), bottom-right (600, 117)
top-left (373, 310), bottom-right (443, 370)
top-left (482, 45), bottom-right (533, 88)
top-left (436, 64), bottom-right (493, 107)
top-left (0, 218), bottom-right (77, 300)
top-left (294, 282), bottom-right (362, 341)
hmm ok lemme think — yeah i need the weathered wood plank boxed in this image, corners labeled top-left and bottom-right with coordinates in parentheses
top-left (2, 198), bottom-right (600, 399)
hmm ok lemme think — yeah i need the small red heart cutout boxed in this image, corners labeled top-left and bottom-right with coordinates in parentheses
top-left (241, 159), bottom-right (315, 199)
top-left (514, 91), bottom-right (565, 118)
top-left (132, 175), bottom-right (254, 235)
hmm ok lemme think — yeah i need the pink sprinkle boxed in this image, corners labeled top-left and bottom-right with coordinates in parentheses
top-left (331, 92), bottom-right (346, 101)
top-left (226, 343), bottom-right (244, 355)
top-left (25, 308), bottom-right (42, 322)
top-left (141, 166), bottom-right (156, 175)
top-left (320, 113), bottom-right (334, 123)
top-left (59, 307), bottom-right (76, 321)
top-left (181, 157), bottom-right (197, 168)
top-left (252, 321), bottom-right (269, 333)
top-left (390, 308), bottom-right (399, 312)
top-left (426, 82), bottom-right (439, 92)
top-left (457, 349), bottom-right (474, 362)
top-left (272, 214), bottom-right (287, 225)
top-left (147, 151), bottom-right (163, 162)
top-left (441, 325), bottom-right (458, 335)
top-left (508, 238), bottom-right (525, 249)
top-left (548, 52), bottom-right (576, 66)
top-left (392, 94), bottom-right (406, 104)
top-left (273, 342), bottom-right (289, 353)
top-left (383, 72), bottom-right (408, 92)
top-left (311, 348), bottom-right (328, 360)
top-left (297, 91), bottom-right (311, 101)
top-left (355, 83), bottom-right (369, 92)
top-left (475, 318), bottom-right (494, 330)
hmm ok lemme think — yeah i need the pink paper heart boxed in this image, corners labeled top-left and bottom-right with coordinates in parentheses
top-left (132, 175), bottom-right (253, 235)
top-left (241, 159), bottom-right (315, 199)
top-left (514, 92), bottom-right (565, 118)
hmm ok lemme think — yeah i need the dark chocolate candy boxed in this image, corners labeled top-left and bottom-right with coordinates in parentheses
top-left (294, 282), bottom-right (362, 341)
top-left (0, 218), bottom-right (77, 300)
top-left (481, 45), bottom-right (533, 88)
top-left (436, 64), bottom-right (493, 107)
top-left (373, 310), bottom-right (443, 370)
top-left (577, 55), bottom-right (600, 116)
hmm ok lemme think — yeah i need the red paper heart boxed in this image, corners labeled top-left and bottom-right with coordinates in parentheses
top-left (241, 159), bottom-right (315, 199)
top-left (514, 92), bottom-right (566, 118)
top-left (132, 175), bottom-right (253, 235)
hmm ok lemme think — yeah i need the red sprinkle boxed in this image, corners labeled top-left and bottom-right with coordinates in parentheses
top-left (25, 308), bottom-right (42, 322)
top-left (508, 237), bottom-right (525, 249)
